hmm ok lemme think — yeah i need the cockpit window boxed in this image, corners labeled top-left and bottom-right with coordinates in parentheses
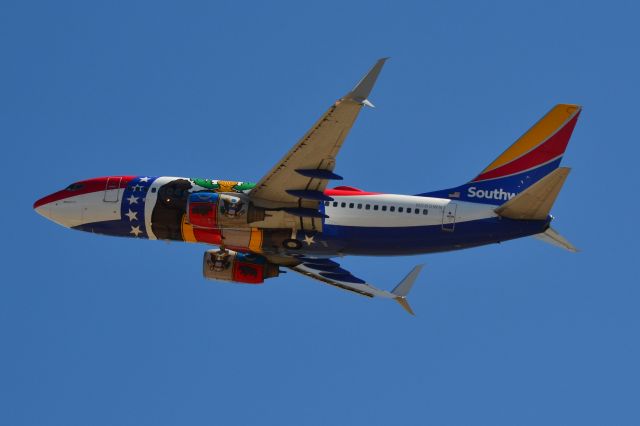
top-left (65, 183), bottom-right (84, 191)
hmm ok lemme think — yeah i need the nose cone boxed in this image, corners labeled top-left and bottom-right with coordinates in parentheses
top-left (33, 196), bottom-right (51, 219)
top-left (35, 177), bottom-right (126, 229)
top-left (33, 191), bottom-right (83, 228)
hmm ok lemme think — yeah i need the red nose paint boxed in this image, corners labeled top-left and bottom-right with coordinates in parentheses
top-left (33, 176), bottom-right (136, 209)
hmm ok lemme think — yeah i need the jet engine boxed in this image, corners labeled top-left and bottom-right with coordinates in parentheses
top-left (187, 192), bottom-right (265, 229)
top-left (203, 249), bottom-right (280, 284)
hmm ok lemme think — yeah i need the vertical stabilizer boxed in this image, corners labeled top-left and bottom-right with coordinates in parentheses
top-left (419, 105), bottom-right (581, 205)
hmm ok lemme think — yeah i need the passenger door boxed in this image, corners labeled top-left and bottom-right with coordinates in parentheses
top-left (442, 202), bottom-right (457, 231)
top-left (104, 177), bottom-right (122, 202)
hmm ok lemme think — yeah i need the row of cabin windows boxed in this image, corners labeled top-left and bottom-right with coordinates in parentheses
top-left (324, 200), bottom-right (428, 215)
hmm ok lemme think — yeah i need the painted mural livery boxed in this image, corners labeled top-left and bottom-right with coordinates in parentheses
top-left (33, 58), bottom-right (582, 313)
top-left (144, 177), bottom-right (289, 253)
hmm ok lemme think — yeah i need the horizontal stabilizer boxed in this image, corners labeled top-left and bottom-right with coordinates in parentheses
top-left (534, 227), bottom-right (578, 252)
top-left (495, 167), bottom-right (570, 220)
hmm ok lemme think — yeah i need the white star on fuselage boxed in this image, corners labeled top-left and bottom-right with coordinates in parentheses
top-left (139, 177), bottom-right (150, 182)
top-left (127, 195), bottom-right (139, 204)
top-left (130, 225), bottom-right (143, 237)
top-left (125, 209), bottom-right (138, 221)
top-left (303, 235), bottom-right (315, 246)
top-left (132, 184), bottom-right (142, 192)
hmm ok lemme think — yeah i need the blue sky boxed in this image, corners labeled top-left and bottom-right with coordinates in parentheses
top-left (2, 1), bottom-right (639, 425)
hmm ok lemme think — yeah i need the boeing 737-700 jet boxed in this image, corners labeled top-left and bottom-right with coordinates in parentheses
top-left (34, 59), bottom-right (581, 314)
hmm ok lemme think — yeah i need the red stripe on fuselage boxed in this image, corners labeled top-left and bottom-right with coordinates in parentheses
top-left (325, 187), bottom-right (380, 197)
top-left (33, 176), bottom-right (136, 209)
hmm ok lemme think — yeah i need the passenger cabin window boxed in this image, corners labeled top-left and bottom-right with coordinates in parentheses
top-left (365, 204), bottom-right (371, 210)
top-left (390, 206), bottom-right (395, 212)
top-left (398, 207), bottom-right (404, 212)
top-left (349, 203), bottom-right (354, 208)
top-left (333, 202), bottom-right (338, 207)
top-left (407, 208), bottom-right (412, 213)
top-left (382, 206), bottom-right (387, 211)
top-left (324, 201), bottom-right (330, 206)
top-left (373, 205), bottom-right (379, 211)
top-left (423, 209), bottom-right (428, 215)
top-left (415, 209), bottom-right (420, 214)
top-left (357, 203), bottom-right (362, 209)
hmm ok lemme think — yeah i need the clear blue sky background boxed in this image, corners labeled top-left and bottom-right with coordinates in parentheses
top-left (2, 1), bottom-right (638, 425)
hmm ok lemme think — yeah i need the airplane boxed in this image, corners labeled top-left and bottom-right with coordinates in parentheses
top-left (33, 58), bottom-right (581, 315)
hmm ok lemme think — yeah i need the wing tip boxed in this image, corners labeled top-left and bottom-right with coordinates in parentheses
top-left (391, 264), bottom-right (424, 297)
top-left (391, 264), bottom-right (424, 316)
top-left (395, 296), bottom-right (415, 316)
top-left (345, 58), bottom-right (389, 103)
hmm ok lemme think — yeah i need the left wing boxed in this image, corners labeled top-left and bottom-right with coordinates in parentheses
top-left (249, 59), bottom-right (388, 230)
top-left (287, 258), bottom-right (424, 315)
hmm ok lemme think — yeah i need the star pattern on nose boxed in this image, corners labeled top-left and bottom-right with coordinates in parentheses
top-left (125, 209), bottom-right (138, 221)
top-left (110, 176), bottom-right (157, 239)
top-left (303, 234), bottom-right (315, 246)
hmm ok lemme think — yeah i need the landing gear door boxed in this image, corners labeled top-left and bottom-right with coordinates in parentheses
top-left (104, 177), bottom-right (122, 202)
top-left (442, 202), bottom-right (457, 231)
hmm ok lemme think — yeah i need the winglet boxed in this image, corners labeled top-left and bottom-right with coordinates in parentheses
top-left (344, 57), bottom-right (389, 105)
top-left (391, 264), bottom-right (424, 315)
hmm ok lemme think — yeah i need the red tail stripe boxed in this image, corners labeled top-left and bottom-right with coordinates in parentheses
top-left (473, 113), bottom-right (579, 182)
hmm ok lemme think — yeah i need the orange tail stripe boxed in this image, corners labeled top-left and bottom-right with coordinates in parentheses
top-left (481, 104), bottom-right (580, 174)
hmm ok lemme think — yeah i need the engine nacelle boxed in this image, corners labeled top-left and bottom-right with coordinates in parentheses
top-left (203, 249), bottom-right (280, 284)
top-left (187, 192), bottom-right (264, 229)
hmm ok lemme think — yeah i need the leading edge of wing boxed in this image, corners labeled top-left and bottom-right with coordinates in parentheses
top-left (288, 259), bottom-right (423, 315)
top-left (249, 58), bottom-right (389, 207)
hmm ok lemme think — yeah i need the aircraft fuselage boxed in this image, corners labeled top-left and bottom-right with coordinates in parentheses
top-left (34, 175), bottom-right (549, 257)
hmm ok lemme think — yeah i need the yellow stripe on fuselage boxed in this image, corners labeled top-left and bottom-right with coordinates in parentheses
top-left (481, 104), bottom-right (580, 173)
top-left (181, 214), bottom-right (198, 243)
top-left (249, 228), bottom-right (263, 253)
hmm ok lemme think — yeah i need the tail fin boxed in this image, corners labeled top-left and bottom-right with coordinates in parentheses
top-left (420, 104), bottom-right (581, 205)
